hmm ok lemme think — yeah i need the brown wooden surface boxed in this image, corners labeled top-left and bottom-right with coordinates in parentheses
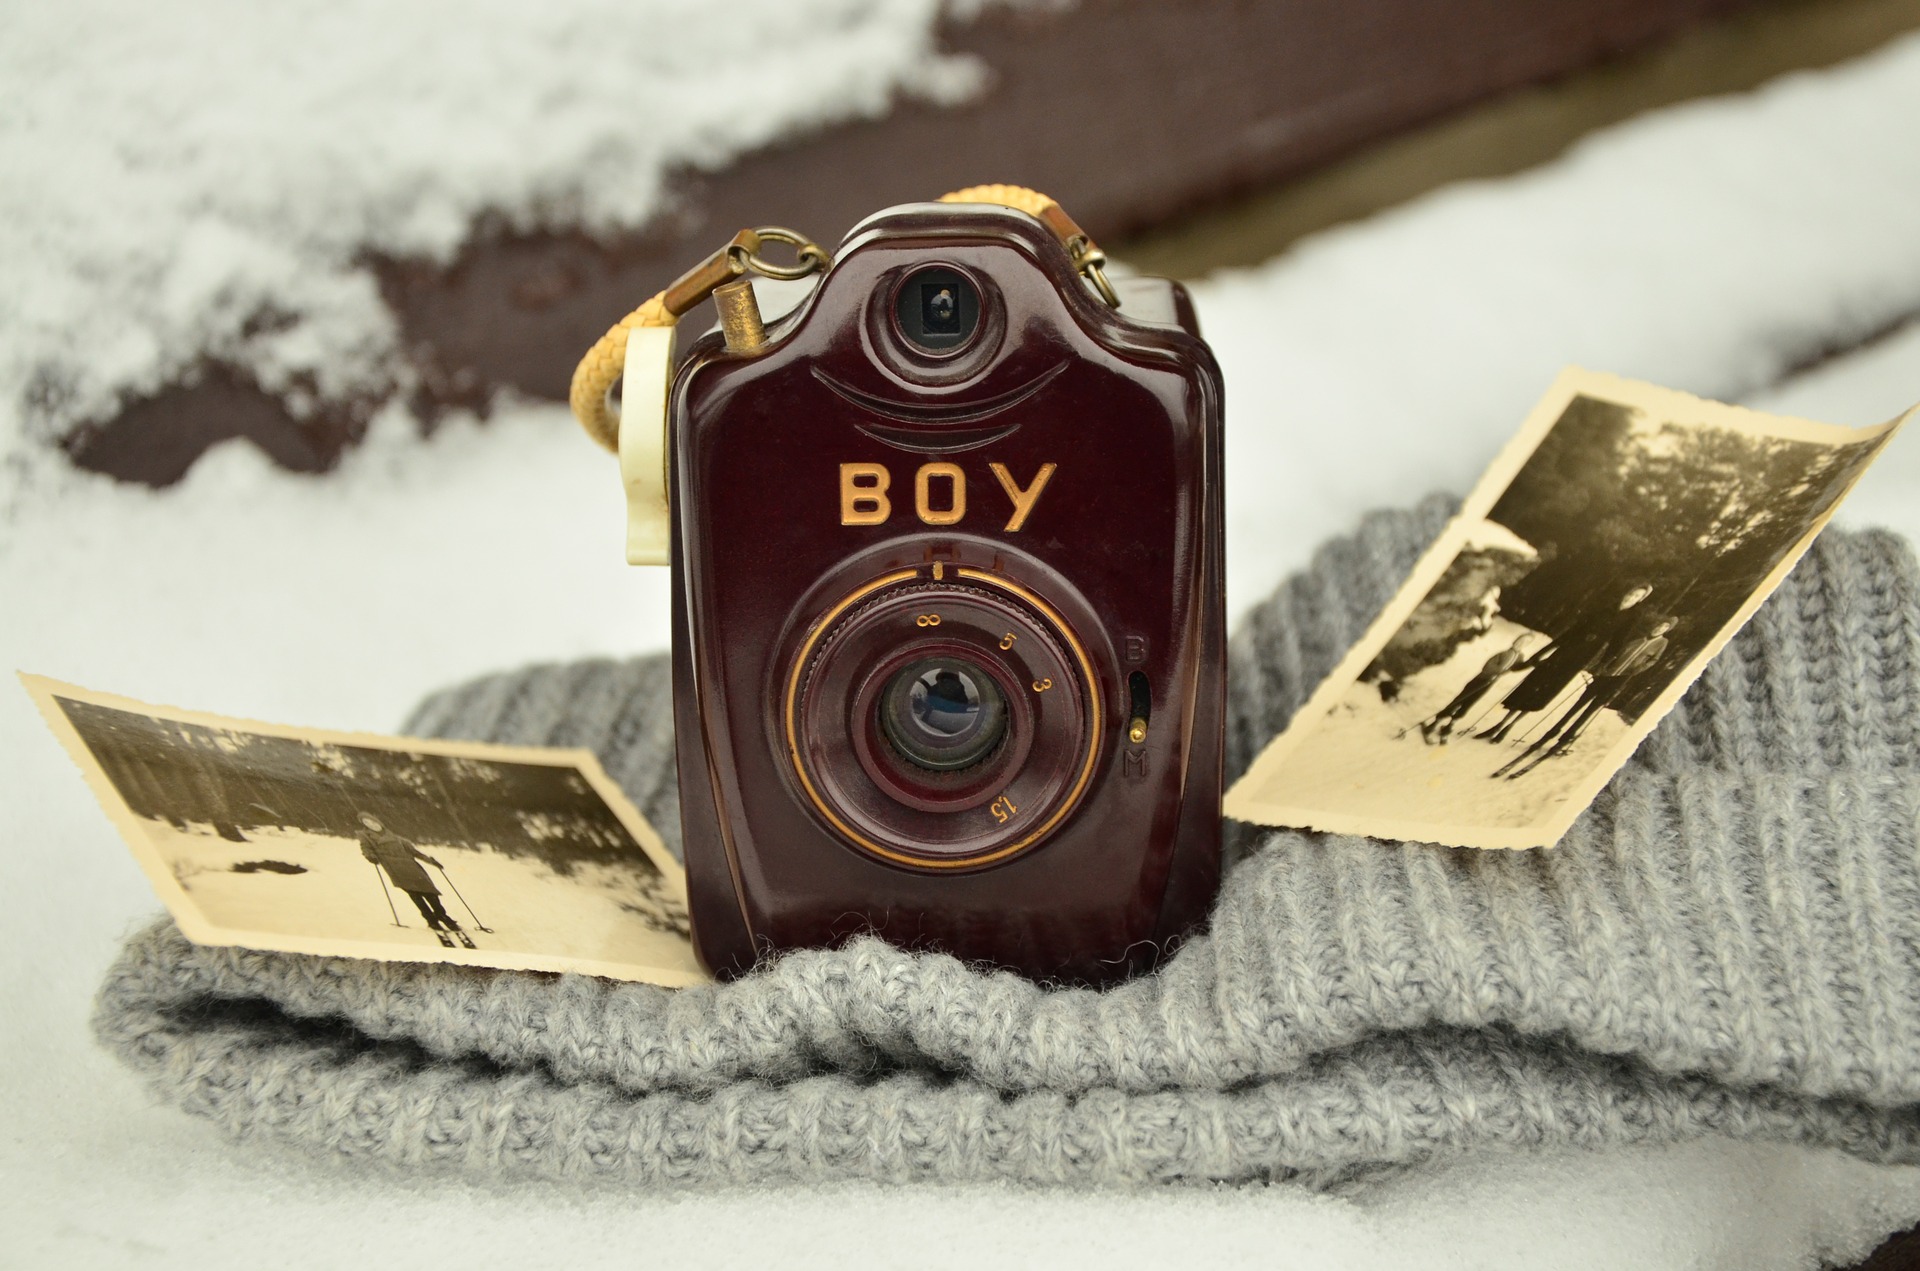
top-left (370, 0), bottom-right (1759, 407)
top-left (1122, 0), bottom-right (1920, 277)
top-left (63, 0), bottom-right (1829, 485)
top-left (59, 363), bottom-right (374, 486)
top-left (1850, 1221), bottom-right (1920, 1271)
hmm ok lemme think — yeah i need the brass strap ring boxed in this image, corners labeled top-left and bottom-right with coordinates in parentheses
top-left (740, 226), bottom-right (833, 280)
top-left (1065, 237), bottom-right (1121, 308)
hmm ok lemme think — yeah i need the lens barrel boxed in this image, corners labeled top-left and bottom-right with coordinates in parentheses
top-left (880, 658), bottom-right (1007, 772)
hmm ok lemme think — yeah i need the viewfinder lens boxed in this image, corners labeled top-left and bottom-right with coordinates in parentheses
top-left (922, 283), bottom-right (960, 334)
top-left (894, 266), bottom-right (978, 352)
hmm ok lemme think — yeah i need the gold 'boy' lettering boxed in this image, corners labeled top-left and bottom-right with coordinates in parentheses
top-left (840, 463), bottom-right (890, 525)
top-left (839, 461), bottom-right (1056, 530)
top-left (915, 462), bottom-right (966, 525)
top-left (988, 462), bottom-right (1056, 532)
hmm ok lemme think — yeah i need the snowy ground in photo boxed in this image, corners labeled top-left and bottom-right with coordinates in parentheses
top-left (1267, 617), bottom-right (1631, 833)
top-left (157, 823), bottom-right (498, 947)
top-left (143, 822), bottom-right (685, 973)
top-left (7, 30), bottom-right (1920, 1271)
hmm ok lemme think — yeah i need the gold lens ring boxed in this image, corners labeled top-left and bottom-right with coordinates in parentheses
top-left (783, 566), bottom-right (1102, 870)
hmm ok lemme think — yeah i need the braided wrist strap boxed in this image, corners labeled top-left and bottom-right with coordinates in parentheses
top-left (569, 295), bottom-right (670, 454)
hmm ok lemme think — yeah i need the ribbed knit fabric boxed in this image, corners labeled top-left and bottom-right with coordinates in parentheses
top-left (92, 497), bottom-right (1920, 1186)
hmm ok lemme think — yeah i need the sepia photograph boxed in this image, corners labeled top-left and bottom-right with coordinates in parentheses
top-left (24, 676), bottom-right (705, 984)
top-left (1226, 368), bottom-right (1910, 849)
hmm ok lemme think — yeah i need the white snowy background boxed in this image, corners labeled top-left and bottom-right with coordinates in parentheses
top-left (0, 0), bottom-right (991, 460)
top-left (5, 5), bottom-right (1920, 1268)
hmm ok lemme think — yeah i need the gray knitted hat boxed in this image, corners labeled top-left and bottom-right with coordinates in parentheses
top-left (94, 497), bottom-right (1920, 1186)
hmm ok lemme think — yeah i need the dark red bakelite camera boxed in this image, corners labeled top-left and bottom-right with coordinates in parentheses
top-left (648, 197), bottom-right (1224, 984)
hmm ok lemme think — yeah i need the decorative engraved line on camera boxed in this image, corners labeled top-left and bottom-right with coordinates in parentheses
top-left (855, 422), bottom-right (1020, 456)
top-left (812, 361), bottom-right (1066, 426)
top-left (781, 566), bottom-right (1102, 870)
top-left (839, 461), bottom-right (1055, 531)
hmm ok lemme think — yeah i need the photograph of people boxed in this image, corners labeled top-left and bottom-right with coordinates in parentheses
top-left (1418, 631), bottom-right (1545, 745)
top-left (1227, 371), bottom-right (1904, 848)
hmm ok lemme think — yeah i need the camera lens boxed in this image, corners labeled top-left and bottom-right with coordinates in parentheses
top-left (788, 573), bottom-right (1099, 864)
top-left (879, 657), bottom-right (1006, 771)
top-left (894, 266), bottom-right (978, 352)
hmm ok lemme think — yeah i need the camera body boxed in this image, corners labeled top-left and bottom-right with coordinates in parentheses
top-left (667, 202), bottom-right (1224, 985)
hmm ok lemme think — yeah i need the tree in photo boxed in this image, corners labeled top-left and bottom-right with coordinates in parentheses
top-left (1489, 395), bottom-right (1884, 724)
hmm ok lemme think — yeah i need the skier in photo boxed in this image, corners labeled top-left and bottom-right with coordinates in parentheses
top-left (1420, 632), bottom-right (1544, 744)
top-left (1498, 615), bottom-right (1676, 779)
top-left (357, 811), bottom-right (473, 948)
top-left (1475, 582), bottom-right (1653, 744)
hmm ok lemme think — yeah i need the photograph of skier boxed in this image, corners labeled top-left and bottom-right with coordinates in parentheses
top-left (1226, 367), bottom-right (1910, 849)
top-left (357, 811), bottom-right (479, 948)
top-left (24, 676), bottom-right (705, 984)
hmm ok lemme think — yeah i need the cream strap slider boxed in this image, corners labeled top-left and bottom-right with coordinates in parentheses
top-left (567, 227), bottom-right (830, 564)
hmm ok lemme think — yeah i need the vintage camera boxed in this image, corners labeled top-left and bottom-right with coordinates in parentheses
top-left (600, 195), bottom-right (1224, 985)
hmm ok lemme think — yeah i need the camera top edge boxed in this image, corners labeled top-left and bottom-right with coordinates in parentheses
top-left (839, 201), bottom-right (1189, 329)
top-left (676, 202), bottom-right (1207, 387)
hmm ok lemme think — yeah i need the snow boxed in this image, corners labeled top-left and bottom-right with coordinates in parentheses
top-left (7, 27), bottom-right (1920, 1271)
top-left (1192, 31), bottom-right (1920, 620)
top-left (0, 0), bottom-right (998, 466)
top-left (5, 1137), bottom-right (1918, 1271)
